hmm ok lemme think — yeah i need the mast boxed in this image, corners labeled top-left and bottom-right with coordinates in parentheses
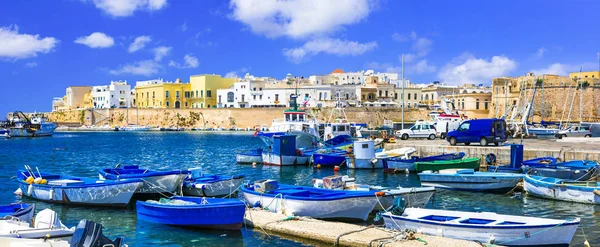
top-left (579, 68), bottom-right (583, 123)
top-left (540, 74), bottom-right (545, 123)
top-left (401, 54), bottom-right (405, 129)
top-left (504, 78), bottom-right (508, 118)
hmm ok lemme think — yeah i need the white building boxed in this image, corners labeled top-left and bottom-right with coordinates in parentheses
top-left (91, 81), bottom-right (133, 109)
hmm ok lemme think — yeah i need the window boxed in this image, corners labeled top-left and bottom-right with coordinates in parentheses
top-left (410, 125), bottom-right (420, 131)
top-left (241, 95), bottom-right (245, 102)
top-left (176, 91), bottom-right (180, 98)
top-left (346, 93), bottom-right (349, 100)
top-left (207, 90), bottom-right (212, 97)
top-left (260, 88), bottom-right (262, 91)
top-left (414, 93), bottom-right (417, 100)
top-left (166, 101), bottom-right (170, 107)
top-left (201, 90), bottom-right (204, 98)
top-left (275, 94), bottom-right (279, 102)
top-left (253, 87), bottom-right (256, 91)
top-left (152, 92), bottom-right (155, 98)
top-left (362, 144), bottom-right (368, 149)
top-left (253, 95), bottom-right (256, 100)
top-left (218, 95), bottom-right (222, 103)
top-left (394, 93), bottom-right (398, 100)
top-left (485, 100), bottom-right (489, 110)
top-left (458, 122), bottom-right (470, 131)
top-left (196, 90), bottom-right (198, 98)
top-left (259, 95), bottom-right (262, 100)
top-left (227, 92), bottom-right (234, 102)
top-left (319, 92), bottom-right (322, 100)
top-left (379, 91), bottom-right (382, 97)
top-left (185, 102), bottom-right (188, 107)
top-left (476, 99), bottom-right (480, 110)
top-left (408, 93), bottom-right (411, 100)
top-left (166, 91), bottom-right (170, 98)
top-left (385, 91), bottom-right (389, 97)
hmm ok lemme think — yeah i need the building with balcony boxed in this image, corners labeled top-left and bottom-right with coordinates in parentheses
top-left (91, 81), bottom-right (133, 109)
top-left (134, 78), bottom-right (192, 109)
top-left (189, 74), bottom-right (236, 108)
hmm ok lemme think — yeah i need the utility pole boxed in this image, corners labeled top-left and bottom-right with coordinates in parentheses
top-left (401, 54), bottom-right (405, 129)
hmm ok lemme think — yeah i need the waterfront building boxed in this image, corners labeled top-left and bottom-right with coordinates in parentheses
top-left (91, 81), bottom-right (133, 109)
top-left (52, 97), bottom-right (68, 112)
top-left (418, 82), bottom-right (459, 107)
top-left (57, 86), bottom-right (93, 111)
top-left (354, 76), bottom-right (397, 107)
top-left (444, 86), bottom-right (492, 118)
top-left (134, 78), bottom-right (192, 109)
top-left (189, 74), bottom-right (236, 108)
top-left (570, 70), bottom-right (600, 80)
top-left (393, 86), bottom-right (421, 108)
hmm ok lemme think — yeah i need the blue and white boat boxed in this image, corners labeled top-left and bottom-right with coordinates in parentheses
top-left (261, 135), bottom-right (311, 166)
top-left (136, 196), bottom-right (246, 230)
top-left (99, 165), bottom-right (189, 195)
top-left (17, 170), bottom-right (142, 207)
top-left (522, 157), bottom-right (557, 166)
top-left (384, 152), bottom-right (465, 172)
top-left (0, 207), bottom-right (74, 240)
top-left (418, 169), bottom-right (523, 191)
top-left (382, 206), bottom-right (580, 246)
top-left (182, 168), bottom-right (245, 197)
top-left (522, 160), bottom-right (599, 180)
top-left (0, 129), bottom-right (8, 138)
top-left (2, 112), bottom-right (57, 137)
top-left (312, 149), bottom-right (348, 167)
top-left (235, 148), bottom-right (263, 164)
top-left (524, 175), bottom-right (600, 204)
top-left (0, 204), bottom-right (33, 223)
top-left (242, 180), bottom-right (377, 221)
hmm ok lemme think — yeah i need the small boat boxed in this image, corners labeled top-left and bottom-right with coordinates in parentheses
top-left (346, 140), bottom-right (412, 169)
top-left (522, 160), bottom-right (599, 180)
top-left (69, 220), bottom-right (126, 247)
top-left (182, 168), bottom-right (245, 197)
top-left (118, 125), bottom-right (151, 131)
top-left (261, 135), bottom-right (311, 166)
top-left (17, 170), bottom-right (142, 207)
top-left (418, 169), bottom-right (523, 191)
top-left (2, 112), bottom-right (57, 137)
top-left (384, 152), bottom-right (466, 172)
top-left (382, 205), bottom-right (579, 246)
top-left (527, 126), bottom-right (559, 137)
top-left (313, 175), bottom-right (435, 210)
top-left (524, 175), bottom-right (600, 204)
top-left (522, 157), bottom-right (557, 166)
top-left (99, 165), bottom-right (189, 195)
top-left (312, 149), bottom-right (348, 167)
top-left (1, 207), bottom-right (74, 239)
top-left (0, 204), bottom-right (33, 222)
top-left (136, 196), bottom-right (246, 230)
top-left (242, 180), bottom-right (377, 221)
top-left (235, 148), bottom-right (263, 164)
top-left (0, 129), bottom-right (8, 138)
top-left (413, 157), bottom-right (481, 172)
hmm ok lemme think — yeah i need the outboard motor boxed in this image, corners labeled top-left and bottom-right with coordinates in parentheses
top-left (70, 220), bottom-right (124, 247)
top-left (389, 197), bottom-right (407, 216)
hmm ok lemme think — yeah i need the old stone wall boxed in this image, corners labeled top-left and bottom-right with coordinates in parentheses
top-left (47, 107), bottom-right (430, 128)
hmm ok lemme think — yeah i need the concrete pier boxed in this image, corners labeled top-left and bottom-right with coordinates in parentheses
top-left (243, 209), bottom-right (482, 247)
top-left (384, 139), bottom-right (600, 165)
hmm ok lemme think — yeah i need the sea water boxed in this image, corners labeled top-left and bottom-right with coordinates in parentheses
top-left (0, 132), bottom-right (597, 246)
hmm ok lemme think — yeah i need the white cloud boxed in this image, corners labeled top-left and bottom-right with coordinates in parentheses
top-left (109, 60), bottom-right (160, 76)
top-left (168, 54), bottom-right (199, 69)
top-left (74, 32), bottom-right (114, 48)
top-left (153, 46), bottom-right (171, 61)
top-left (283, 38), bottom-right (377, 63)
top-left (180, 22), bottom-right (187, 32)
top-left (410, 59), bottom-right (436, 74)
top-left (401, 53), bottom-right (417, 63)
top-left (224, 67), bottom-right (250, 78)
top-left (128, 35), bottom-right (151, 53)
top-left (89, 0), bottom-right (168, 17)
top-left (24, 62), bottom-right (38, 68)
top-left (413, 37), bottom-right (432, 56)
top-left (0, 25), bottom-right (58, 59)
top-left (229, 0), bottom-right (374, 39)
top-left (438, 52), bottom-right (517, 85)
top-left (534, 47), bottom-right (547, 59)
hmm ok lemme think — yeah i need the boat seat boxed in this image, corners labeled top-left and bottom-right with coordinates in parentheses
top-left (459, 218), bottom-right (495, 225)
top-left (278, 189), bottom-right (310, 197)
top-left (419, 215), bottom-right (460, 222)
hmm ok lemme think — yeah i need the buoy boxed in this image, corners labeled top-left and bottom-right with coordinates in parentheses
top-left (27, 184), bottom-right (33, 196)
top-left (49, 189), bottom-right (54, 200)
top-left (252, 162), bottom-right (257, 168)
top-left (488, 235), bottom-right (496, 244)
top-left (404, 168), bottom-right (410, 174)
top-left (375, 191), bottom-right (385, 196)
top-left (333, 166), bottom-right (340, 171)
top-left (41, 179), bottom-right (47, 185)
top-left (34, 177), bottom-right (42, 184)
top-left (26, 176), bottom-right (34, 184)
top-left (316, 164), bottom-right (321, 169)
top-left (584, 240), bottom-right (590, 247)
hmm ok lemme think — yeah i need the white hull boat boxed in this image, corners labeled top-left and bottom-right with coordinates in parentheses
top-left (524, 175), bottom-right (600, 204)
top-left (345, 156), bottom-right (384, 169)
top-left (183, 174), bottom-right (245, 197)
top-left (418, 170), bottom-right (523, 191)
top-left (99, 166), bottom-right (188, 194)
top-left (383, 208), bottom-right (580, 246)
top-left (261, 152), bottom-right (310, 166)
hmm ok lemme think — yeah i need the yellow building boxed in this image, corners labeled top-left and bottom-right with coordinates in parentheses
top-left (570, 71), bottom-right (600, 80)
top-left (134, 79), bottom-right (192, 109)
top-left (189, 74), bottom-right (236, 108)
top-left (445, 87), bottom-right (492, 119)
top-left (65, 86), bottom-right (92, 110)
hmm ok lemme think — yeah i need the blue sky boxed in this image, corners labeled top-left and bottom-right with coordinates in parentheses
top-left (1, 0), bottom-right (599, 116)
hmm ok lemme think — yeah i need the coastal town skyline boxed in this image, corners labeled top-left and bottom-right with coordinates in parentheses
top-left (1, 0), bottom-right (600, 116)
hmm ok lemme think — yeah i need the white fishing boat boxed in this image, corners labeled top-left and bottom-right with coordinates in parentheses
top-left (383, 207), bottom-right (580, 246)
top-left (418, 169), bottom-right (523, 191)
top-left (243, 180), bottom-right (377, 220)
top-left (98, 165), bottom-right (189, 195)
top-left (261, 135), bottom-right (311, 166)
top-left (313, 175), bottom-right (435, 210)
top-left (182, 168), bottom-right (245, 197)
top-left (524, 175), bottom-right (600, 204)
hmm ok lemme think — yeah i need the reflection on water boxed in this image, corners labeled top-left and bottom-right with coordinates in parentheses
top-left (0, 132), bottom-right (597, 246)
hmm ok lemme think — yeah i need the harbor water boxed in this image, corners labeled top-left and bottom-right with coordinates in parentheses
top-left (0, 132), bottom-right (598, 246)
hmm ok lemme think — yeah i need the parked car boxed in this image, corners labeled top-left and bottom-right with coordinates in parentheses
top-left (434, 117), bottom-right (463, 139)
top-left (555, 126), bottom-right (592, 139)
top-left (446, 118), bottom-right (507, 146)
top-left (396, 121), bottom-right (437, 140)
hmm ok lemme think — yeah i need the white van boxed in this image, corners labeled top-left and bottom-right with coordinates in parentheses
top-left (395, 121), bottom-right (437, 140)
top-left (434, 118), bottom-right (463, 139)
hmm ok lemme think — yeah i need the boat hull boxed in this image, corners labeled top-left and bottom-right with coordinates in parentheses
top-left (414, 158), bottom-right (481, 172)
top-left (524, 175), bottom-right (600, 204)
top-left (236, 149), bottom-right (263, 164)
top-left (18, 181), bottom-right (141, 207)
top-left (384, 153), bottom-right (466, 172)
top-left (242, 191), bottom-right (376, 221)
top-left (8, 124), bottom-right (56, 137)
top-left (345, 157), bottom-right (384, 169)
top-left (261, 152), bottom-right (310, 166)
top-left (183, 177), bottom-right (245, 197)
top-left (312, 152), bottom-right (346, 167)
top-left (521, 166), bottom-right (596, 181)
top-left (375, 189), bottom-right (435, 210)
top-left (383, 211), bottom-right (579, 246)
top-left (100, 173), bottom-right (186, 195)
top-left (418, 173), bottom-right (523, 191)
top-left (136, 197), bottom-right (245, 230)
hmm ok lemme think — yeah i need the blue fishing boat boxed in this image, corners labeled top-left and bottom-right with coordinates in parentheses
top-left (312, 149), bottom-right (348, 167)
top-left (182, 168), bottom-right (245, 197)
top-left (1, 112), bottom-right (57, 137)
top-left (522, 157), bottom-right (557, 166)
top-left (522, 160), bottom-right (599, 180)
top-left (261, 135), bottom-right (311, 166)
top-left (17, 170), bottom-right (142, 207)
top-left (384, 152), bottom-right (465, 172)
top-left (99, 165), bottom-right (189, 195)
top-left (235, 148), bottom-right (263, 164)
top-left (0, 129), bottom-right (8, 138)
top-left (524, 175), bottom-right (600, 204)
top-left (418, 169), bottom-right (523, 191)
top-left (242, 180), bottom-right (377, 220)
top-left (136, 196), bottom-right (246, 230)
top-left (0, 204), bottom-right (34, 223)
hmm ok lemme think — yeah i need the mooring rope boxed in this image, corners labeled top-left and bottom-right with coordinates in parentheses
top-left (334, 225), bottom-right (374, 247)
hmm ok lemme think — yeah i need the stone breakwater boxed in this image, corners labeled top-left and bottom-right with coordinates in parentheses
top-left (47, 107), bottom-right (430, 128)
